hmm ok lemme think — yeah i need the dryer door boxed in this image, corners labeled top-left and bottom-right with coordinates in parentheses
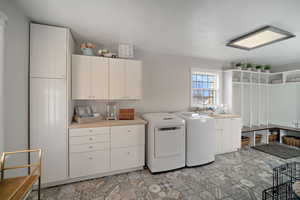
top-left (154, 126), bottom-right (184, 158)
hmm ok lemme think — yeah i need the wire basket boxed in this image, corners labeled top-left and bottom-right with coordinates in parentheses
top-left (262, 182), bottom-right (296, 200)
top-left (273, 162), bottom-right (300, 186)
top-left (262, 162), bottom-right (300, 200)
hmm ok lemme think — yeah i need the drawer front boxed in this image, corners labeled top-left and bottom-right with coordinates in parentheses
top-left (215, 119), bottom-right (224, 130)
top-left (70, 150), bottom-right (110, 178)
top-left (69, 127), bottom-right (109, 137)
top-left (111, 146), bottom-right (145, 171)
top-left (70, 142), bottom-right (109, 153)
top-left (111, 125), bottom-right (145, 148)
top-left (70, 134), bottom-right (109, 145)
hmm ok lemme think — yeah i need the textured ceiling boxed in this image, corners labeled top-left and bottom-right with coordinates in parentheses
top-left (15, 0), bottom-right (300, 67)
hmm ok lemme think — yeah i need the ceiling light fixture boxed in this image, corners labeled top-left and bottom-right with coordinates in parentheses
top-left (226, 25), bottom-right (295, 50)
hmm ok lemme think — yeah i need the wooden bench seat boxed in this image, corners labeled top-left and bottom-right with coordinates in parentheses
top-left (0, 149), bottom-right (42, 200)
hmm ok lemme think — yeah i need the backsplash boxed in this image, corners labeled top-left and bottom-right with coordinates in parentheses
top-left (72, 100), bottom-right (140, 116)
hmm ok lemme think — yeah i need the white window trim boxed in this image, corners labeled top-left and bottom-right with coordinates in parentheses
top-left (190, 68), bottom-right (223, 108)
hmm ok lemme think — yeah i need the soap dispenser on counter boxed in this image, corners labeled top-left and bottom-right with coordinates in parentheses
top-left (106, 103), bottom-right (118, 120)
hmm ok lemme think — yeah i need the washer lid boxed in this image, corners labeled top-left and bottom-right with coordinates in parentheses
top-left (142, 113), bottom-right (184, 124)
top-left (176, 112), bottom-right (212, 119)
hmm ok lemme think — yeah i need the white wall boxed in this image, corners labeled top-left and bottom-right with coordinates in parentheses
top-left (0, 12), bottom-right (7, 154)
top-left (0, 0), bottom-right (29, 176)
top-left (135, 51), bottom-right (227, 113)
top-left (272, 63), bottom-right (300, 72)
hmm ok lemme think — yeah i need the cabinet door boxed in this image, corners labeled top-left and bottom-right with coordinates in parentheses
top-left (91, 57), bottom-right (109, 99)
top-left (30, 23), bottom-right (67, 77)
top-left (70, 150), bottom-right (110, 178)
top-left (30, 78), bottom-right (67, 184)
top-left (216, 130), bottom-right (223, 154)
top-left (125, 60), bottom-right (142, 99)
top-left (230, 118), bottom-right (242, 150)
top-left (72, 55), bottom-right (91, 99)
top-left (111, 125), bottom-right (145, 148)
top-left (109, 59), bottom-right (126, 99)
top-left (222, 119), bottom-right (232, 153)
top-left (111, 146), bottom-right (144, 171)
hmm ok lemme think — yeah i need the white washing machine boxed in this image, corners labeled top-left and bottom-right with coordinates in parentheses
top-left (176, 112), bottom-right (216, 167)
top-left (142, 113), bottom-right (186, 173)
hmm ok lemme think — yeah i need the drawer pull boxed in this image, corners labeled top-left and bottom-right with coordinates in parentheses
top-left (127, 152), bottom-right (130, 155)
top-left (89, 145), bottom-right (93, 149)
top-left (89, 129), bottom-right (93, 132)
top-left (88, 156), bottom-right (93, 160)
top-left (89, 137), bottom-right (93, 141)
top-left (127, 130), bottom-right (131, 133)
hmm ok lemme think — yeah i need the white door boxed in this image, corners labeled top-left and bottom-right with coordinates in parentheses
top-left (72, 55), bottom-right (91, 99)
top-left (154, 127), bottom-right (184, 158)
top-left (30, 23), bottom-right (67, 78)
top-left (109, 59), bottom-right (125, 99)
top-left (230, 118), bottom-right (242, 150)
top-left (125, 60), bottom-right (142, 99)
top-left (30, 78), bottom-right (67, 184)
top-left (91, 57), bottom-right (109, 99)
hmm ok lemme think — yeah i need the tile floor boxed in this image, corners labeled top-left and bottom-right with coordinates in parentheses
top-left (28, 148), bottom-right (300, 200)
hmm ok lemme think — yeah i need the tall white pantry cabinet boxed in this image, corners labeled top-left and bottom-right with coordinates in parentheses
top-left (30, 23), bottom-right (74, 185)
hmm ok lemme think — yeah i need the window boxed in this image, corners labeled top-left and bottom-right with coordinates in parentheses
top-left (191, 69), bottom-right (221, 108)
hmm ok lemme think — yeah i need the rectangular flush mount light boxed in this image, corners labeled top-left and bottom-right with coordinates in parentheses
top-left (227, 26), bottom-right (295, 50)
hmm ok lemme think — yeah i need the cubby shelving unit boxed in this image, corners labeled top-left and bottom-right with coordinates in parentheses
top-left (224, 69), bottom-right (300, 147)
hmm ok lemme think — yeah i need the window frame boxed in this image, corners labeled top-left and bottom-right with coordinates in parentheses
top-left (190, 68), bottom-right (223, 108)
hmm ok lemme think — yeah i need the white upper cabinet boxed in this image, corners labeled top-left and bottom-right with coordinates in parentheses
top-left (109, 59), bottom-right (142, 100)
top-left (109, 59), bottom-right (126, 99)
top-left (72, 55), bottom-right (109, 100)
top-left (125, 60), bottom-right (142, 99)
top-left (30, 23), bottom-right (67, 78)
top-left (72, 55), bottom-right (91, 99)
top-left (73, 55), bottom-right (142, 100)
top-left (91, 56), bottom-right (109, 99)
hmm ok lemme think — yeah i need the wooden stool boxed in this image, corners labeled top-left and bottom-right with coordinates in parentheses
top-left (0, 149), bottom-right (42, 200)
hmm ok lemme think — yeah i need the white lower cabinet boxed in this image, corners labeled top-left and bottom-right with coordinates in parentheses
top-left (111, 146), bottom-right (145, 171)
top-left (215, 118), bottom-right (242, 154)
top-left (70, 150), bottom-right (110, 178)
top-left (69, 125), bottom-right (145, 179)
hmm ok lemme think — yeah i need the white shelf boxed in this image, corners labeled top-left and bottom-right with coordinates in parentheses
top-left (225, 69), bottom-right (271, 75)
top-left (232, 82), bottom-right (270, 86)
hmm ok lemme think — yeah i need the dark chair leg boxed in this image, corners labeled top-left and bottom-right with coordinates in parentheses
top-left (38, 176), bottom-right (41, 200)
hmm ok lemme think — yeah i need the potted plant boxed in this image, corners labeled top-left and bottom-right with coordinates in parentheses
top-left (264, 65), bottom-right (271, 73)
top-left (235, 62), bottom-right (242, 70)
top-left (246, 63), bottom-right (253, 71)
top-left (255, 65), bottom-right (262, 72)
